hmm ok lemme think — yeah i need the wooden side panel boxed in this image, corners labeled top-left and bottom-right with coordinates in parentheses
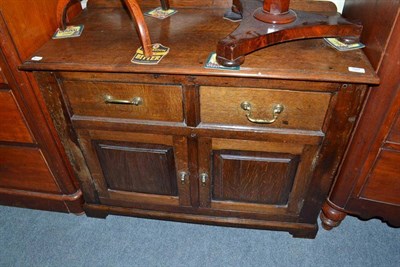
top-left (360, 149), bottom-right (400, 205)
top-left (63, 81), bottom-right (184, 122)
top-left (0, 146), bottom-right (60, 193)
top-left (0, 0), bottom-right (81, 61)
top-left (328, 16), bottom-right (400, 208)
top-left (213, 150), bottom-right (299, 205)
top-left (0, 89), bottom-right (34, 143)
top-left (0, 1), bottom-right (83, 213)
top-left (343, 0), bottom-right (400, 69)
top-left (0, 67), bottom-right (6, 83)
top-left (387, 112), bottom-right (400, 144)
top-left (94, 140), bottom-right (178, 196)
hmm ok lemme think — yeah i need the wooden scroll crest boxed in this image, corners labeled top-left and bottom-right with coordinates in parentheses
top-left (56, 0), bottom-right (171, 57)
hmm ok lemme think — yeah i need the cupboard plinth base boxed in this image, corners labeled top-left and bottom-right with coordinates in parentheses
top-left (84, 203), bottom-right (318, 238)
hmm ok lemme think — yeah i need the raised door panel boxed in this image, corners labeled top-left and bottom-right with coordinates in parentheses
top-left (95, 141), bottom-right (178, 196)
top-left (77, 130), bottom-right (191, 207)
top-left (198, 137), bottom-right (321, 215)
top-left (0, 89), bottom-right (34, 143)
top-left (0, 146), bottom-right (60, 193)
top-left (213, 150), bottom-right (299, 205)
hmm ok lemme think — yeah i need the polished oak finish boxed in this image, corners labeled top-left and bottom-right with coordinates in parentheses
top-left (0, 1), bottom-right (83, 213)
top-left (212, 150), bottom-right (299, 205)
top-left (200, 86), bottom-right (331, 131)
top-left (57, 0), bottom-right (170, 56)
top-left (321, 0), bottom-right (400, 229)
top-left (63, 81), bottom-right (183, 122)
top-left (23, 1), bottom-right (378, 238)
top-left (95, 141), bottom-right (178, 196)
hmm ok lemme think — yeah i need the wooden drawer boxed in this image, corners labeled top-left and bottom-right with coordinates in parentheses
top-left (200, 86), bottom-right (331, 131)
top-left (0, 89), bottom-right (34, 143)
top-left (62, 81), bottom-right (184, 122)
top-left (0, 146), bottom-right (60, 193)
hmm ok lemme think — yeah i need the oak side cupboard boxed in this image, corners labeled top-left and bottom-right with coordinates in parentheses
top-left (20, 0), bottom-right (379, 238)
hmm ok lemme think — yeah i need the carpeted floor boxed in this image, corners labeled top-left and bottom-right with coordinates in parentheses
top-left (0, 205), bottom-right (398, 267)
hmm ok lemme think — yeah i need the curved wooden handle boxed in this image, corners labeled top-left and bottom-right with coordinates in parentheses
top-left (57, 0), bottom-right (156, 57)
top-left (124, 0), bottom-right (153, 57)
top-left (57, 0), bottom-right (80, 30)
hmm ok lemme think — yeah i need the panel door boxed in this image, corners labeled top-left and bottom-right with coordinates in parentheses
top-left (77, 129), bottom-right (191, 208)
top-left (198, 137), bottom-right (321, 215)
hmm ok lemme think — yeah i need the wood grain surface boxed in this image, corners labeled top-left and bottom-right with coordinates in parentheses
top-left (63, 80), bottom-right (184, 122)
top-left (21, 7), bottom-right (378, 84)
top-left (0, 88), bottom-right (34, 143)
top-left (200, 86), bottom-right (331, 131)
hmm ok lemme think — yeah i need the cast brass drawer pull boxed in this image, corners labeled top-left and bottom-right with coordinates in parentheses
top-left (104, 95), bottom-right (143, 106)
top-left (240, 102), bottom-right (284, 124)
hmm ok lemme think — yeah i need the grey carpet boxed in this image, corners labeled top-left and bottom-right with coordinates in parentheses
top-left (0, 205), bottom-right (398, 267)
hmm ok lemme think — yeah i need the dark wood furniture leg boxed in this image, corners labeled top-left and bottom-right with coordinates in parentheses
top-left (216, 0), bottom-right (362, 67)
top-left (160, 0), bottom-right (170, 11)
top-left (320, 201), bottom-right (347, 230)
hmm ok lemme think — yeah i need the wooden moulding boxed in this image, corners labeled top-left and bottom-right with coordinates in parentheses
top-left (216, 0), bottom-right (363, 66)
top-left (84, 203), bottom-right (318, 238)
top-left (0, 187), bottom-right (84, 214)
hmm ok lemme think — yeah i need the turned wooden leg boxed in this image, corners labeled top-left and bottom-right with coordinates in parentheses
top-left (320, 201), bottom-right (347, 230)
top-left (160, 0), bottom-right (170, 10)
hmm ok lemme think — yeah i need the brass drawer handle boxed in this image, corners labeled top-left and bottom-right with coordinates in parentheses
top-left (241, 102), bottom-right (284, 124)
top-left (104, 95), bottom-right (143, 106)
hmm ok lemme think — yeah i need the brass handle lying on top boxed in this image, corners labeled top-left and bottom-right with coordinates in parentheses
top-left (104, 95), bottom-right (143, 106)
top-left (240, 102), bottom-right (284, 124)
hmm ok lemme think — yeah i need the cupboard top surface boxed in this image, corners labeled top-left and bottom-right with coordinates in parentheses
top-left (21, 7), bottom-right (378, 84)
